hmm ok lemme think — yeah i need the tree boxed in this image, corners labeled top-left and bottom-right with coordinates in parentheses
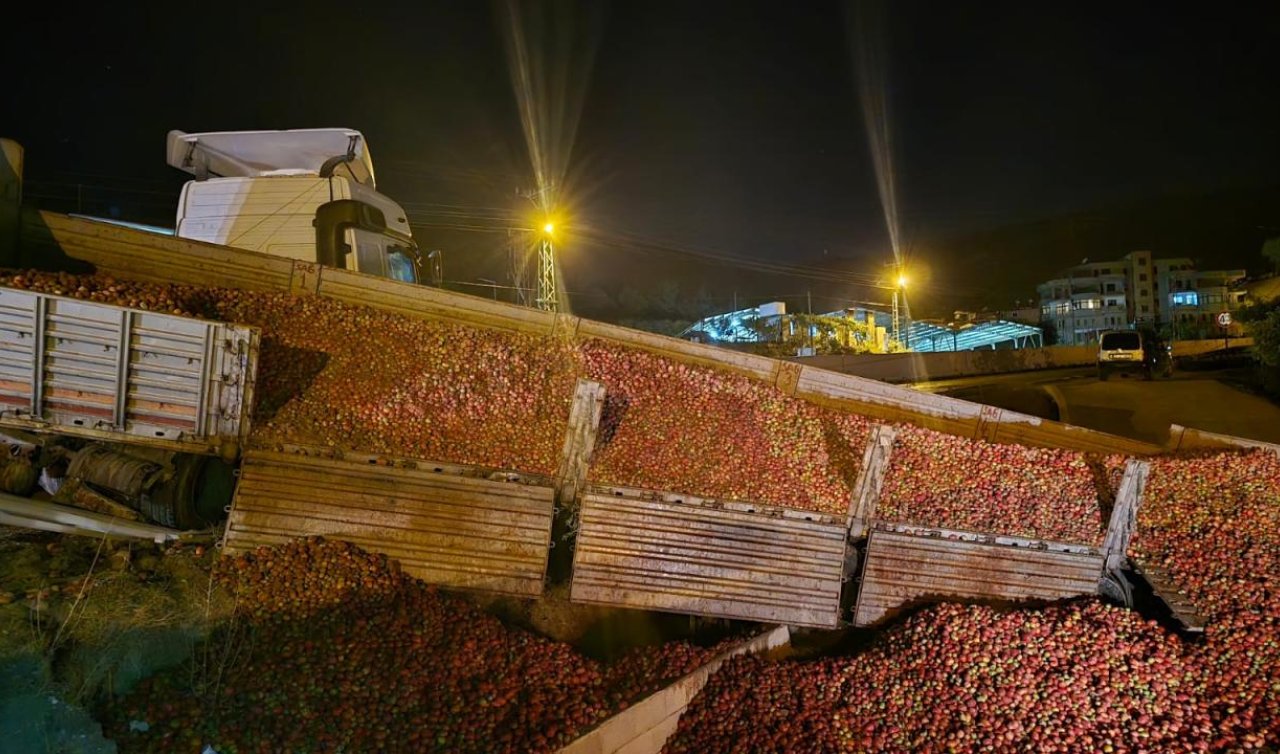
top-left (1263, 237), bottom-right (1280, 274)
top-left (1240, 300), bottom-right (1280, 368)
top-left (1239, 299), bottom-right (1280, 398)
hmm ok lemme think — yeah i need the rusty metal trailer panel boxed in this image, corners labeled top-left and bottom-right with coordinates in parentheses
top-left (570, 488), bottom-right (848, 628)
top-left (0, 286), bottom-right (257, 454)
top-left (853, 524), bottom-right (1105, 627)
top-left (223, 449), bottom-right (555, 597)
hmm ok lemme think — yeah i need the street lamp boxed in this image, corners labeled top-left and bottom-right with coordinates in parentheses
top-left (535, 216), bottom-right (559, 312)
top-left (892, 271), bottom-right (908, 349)
top-left (516, 184), bottom-right (562, 313)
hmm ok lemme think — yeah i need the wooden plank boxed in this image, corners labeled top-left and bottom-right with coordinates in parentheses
top-left (849, 424), bottom-right (896, 537)
top-left (990, 413), bottom-right (1162, 456)
top-left (1101, 460), bottom-right (1149, 574)
top-left (222, 450), bottom-right (555, 597)
top-left (557, 626), bottom-right (790, 754)
top-left (576, 319), bottom-right (781, 382)
top-left (853, 527), bottom-right (1105, 627)
top-left (571, 490), bottom-right (847, 627)
top-left (1165, 423), bottom-right (1280, 455)
top-left (318, 266), bottom-right (559, 335)
top-left (556, 379), bottom-right (606, 507)
top-left (27, 211), bottom-right (295, 291)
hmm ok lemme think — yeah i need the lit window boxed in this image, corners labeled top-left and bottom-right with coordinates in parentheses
top-left (1172, 291), bottom-right (1199, 307)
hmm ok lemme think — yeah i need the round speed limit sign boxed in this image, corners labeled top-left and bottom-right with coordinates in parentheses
top-left (1217, 312), bottom-right (1232, 328)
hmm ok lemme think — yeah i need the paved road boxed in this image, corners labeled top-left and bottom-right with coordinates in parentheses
top-left (913, 368), bottom-right (1280, 447)
top-left (912, 367), bottom-right (1093, 395)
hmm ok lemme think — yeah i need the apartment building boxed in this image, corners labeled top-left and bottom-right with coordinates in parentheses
top-left (1037, 251), bottom-right (1246, 345)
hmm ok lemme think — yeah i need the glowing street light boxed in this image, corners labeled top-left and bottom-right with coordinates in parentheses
top-left (892, 269), bottom-right (908, 349)
top-left (535, 216), bottom-right (560, 312)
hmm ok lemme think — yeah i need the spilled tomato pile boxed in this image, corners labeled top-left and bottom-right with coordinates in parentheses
top-left (666, 447), bottom-right (1280, 753)
top-left (8, 271), bottom-right (1280, 752)
top-left (0, 271), bottom-right (1130, 523)
top-left (581, 339), bottom-right (872, 513)
top-left (0, 271), bottom-right (577, 474)
top-left (667, 601), bottom-right (1219, 754)
top-left (108, 539), bottom-right (731, 754)
top-left (1131, 449), bottom-right (1280, 619)
top-left (877, 426), bottom-right (1113, 544)
top-left (2, 272), bottom-right (872, 511)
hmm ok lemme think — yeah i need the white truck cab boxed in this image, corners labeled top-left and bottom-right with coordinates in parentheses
top-left (168, 129), bottom-right (422, 283)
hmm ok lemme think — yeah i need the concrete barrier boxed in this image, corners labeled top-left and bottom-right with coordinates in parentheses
top-left (558, 626), bottom-right (791, 754)
top-left (796, 339), bottom-right (1254, 384)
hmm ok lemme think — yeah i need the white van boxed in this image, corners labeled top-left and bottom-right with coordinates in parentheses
top-left (1097, 330), bottom-right (1150, 381)
top-left (168, 129), bottom-right (421, 283)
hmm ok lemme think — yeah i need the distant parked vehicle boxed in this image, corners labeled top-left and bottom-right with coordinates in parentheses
top-left (1097, 330), bottom-right (1170, 381)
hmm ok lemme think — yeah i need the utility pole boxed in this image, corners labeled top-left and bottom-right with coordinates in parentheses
top-left (891, 288), bottom-right (900, 346)
top-left (516, 185), bottom-right (559, 313)
top-left (536, 225), bottom-right (558, 312)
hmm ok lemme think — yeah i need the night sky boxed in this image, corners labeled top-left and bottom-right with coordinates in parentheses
top-left (5, 1), bottom-right (1278, 316)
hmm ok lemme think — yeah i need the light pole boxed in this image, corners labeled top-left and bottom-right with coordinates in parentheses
top-left (536, 220), bottom-right (558, 313)
top-left (892, 273), bottom-right (908, 349)
top-left (516, 185), bottom-right (561, 313)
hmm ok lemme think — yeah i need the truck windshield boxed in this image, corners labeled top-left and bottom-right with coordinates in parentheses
top-left (352, 230), bottom-right (419, 284)
top-left (387, 249), bottom-right (417, 283)
top-left (1101, 332), bottom-right (1140, 350)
